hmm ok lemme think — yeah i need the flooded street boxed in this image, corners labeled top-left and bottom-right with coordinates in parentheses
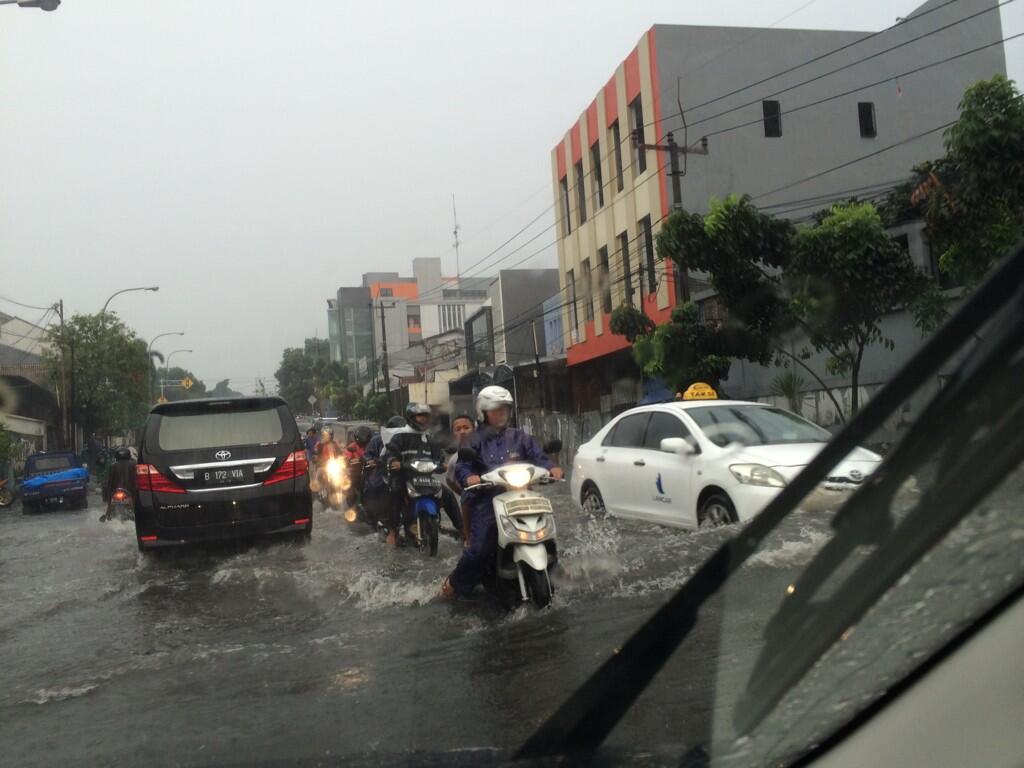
top-left (2, 476), bottom-right (1019, 766)
top-left (0, 481), bottom-right (833, 766)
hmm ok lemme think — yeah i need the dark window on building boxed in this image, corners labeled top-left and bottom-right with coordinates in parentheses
top-left (643, 412), bottom-right (697, 451)
top-left (597, 246), bottom-right (612, 314)
top-left (581, 258), bottom-right (594, 323)
top-left (604, 413), bottom-right (650, 448)
top-left (762, 100), bottom-right (782, 138)
top-left (610, 120), bottom-right (624, 192)
top-left (630, 97), bottom-right (647, 173)
top-left (575, 161), bottom-right (587, 225)
top-left (379, 287), bottom-right (393, 297)
top-left (591, 143), bottom-right (604, 209)
top-left (560, 177), bottom-right (572, 236)
top-left (619, 231), bottom-right (633, 306)
top-left (858, 101), bottom-right (877, 138)
top-left (640, 215), bottom-right (656, 294)
top-left (698, 296), bottom-right (724, 326)
top-left (567, 268), bottom-right (578, 332)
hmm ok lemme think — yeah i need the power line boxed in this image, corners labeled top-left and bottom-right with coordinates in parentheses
top-left (0, 295), bottom-right (55, 312)
top-left (663, 0), bottom-right (1014, 135)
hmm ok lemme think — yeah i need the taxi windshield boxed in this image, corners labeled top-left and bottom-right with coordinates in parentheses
top-left (687, 404), bottom-right (833, 447)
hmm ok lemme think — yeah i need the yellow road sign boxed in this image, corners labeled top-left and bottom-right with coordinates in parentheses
top-left (157, 395), bottom-right (169, 404)
top-left (181, 376), bottom-right (193, 390)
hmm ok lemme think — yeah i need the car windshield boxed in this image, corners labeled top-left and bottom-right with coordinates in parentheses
top-left (28, 456), bottom-right (73, 473)
top-left (4, 1), bottom-right (1023, 765)
top-left (688, 404), bottom-right (833, 447)
top-left (156, 408), bottom-right (284, 451)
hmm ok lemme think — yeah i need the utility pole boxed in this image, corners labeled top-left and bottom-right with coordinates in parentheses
top-left (452, 194), bottom-right (461, 282)
top-left (531, 318), bottom-right (545, 413)
top-left (55, 299), bottom-right (68, 449)
top-left (376, 300), bottom-right (394, 412)
top-left (631, 129), bottom-right (709, 302)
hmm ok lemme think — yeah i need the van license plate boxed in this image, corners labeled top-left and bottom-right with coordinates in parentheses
top-left (197, 467), bottom-right (253, 486)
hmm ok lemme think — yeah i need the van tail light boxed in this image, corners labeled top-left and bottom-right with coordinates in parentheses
top-left (136, 463), bottom-right (185, 494)
top-left (264, 450), bottom-right (308, 486)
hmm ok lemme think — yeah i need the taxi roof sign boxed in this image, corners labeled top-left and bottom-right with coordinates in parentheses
top-left (679, 382), bottom-right (718, 401)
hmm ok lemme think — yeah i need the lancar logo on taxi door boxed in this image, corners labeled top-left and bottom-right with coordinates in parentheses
top-left (654, 473), bottom-right (672, 504)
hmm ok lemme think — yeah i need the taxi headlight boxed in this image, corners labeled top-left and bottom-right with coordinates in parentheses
top-left (500, 468), bottom-right (533, 488)
top-left (729, 463), bottom-right (787, 488)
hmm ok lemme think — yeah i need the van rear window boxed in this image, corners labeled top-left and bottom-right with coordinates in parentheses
top-left (157, 408), bottom-right (284, 451)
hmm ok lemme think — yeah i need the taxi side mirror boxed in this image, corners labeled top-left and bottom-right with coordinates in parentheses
top-left (661, 437), bottom-right (695, 456)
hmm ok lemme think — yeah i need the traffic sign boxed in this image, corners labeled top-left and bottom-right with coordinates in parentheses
top-left (157, 395), bottom-right (169, 404)
top-left (307, 394), bottom-right (317, 406)
top-left (182, 376), bottom-right (193, 390)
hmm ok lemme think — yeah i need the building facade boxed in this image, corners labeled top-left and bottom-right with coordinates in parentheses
top-left (550, 0), bottom-right (1006, 412)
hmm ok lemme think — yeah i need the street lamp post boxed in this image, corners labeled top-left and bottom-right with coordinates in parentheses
top-left (101, 286), bottom-right (159, 316)
top-left (162, 349), bottom-right (192, 397)
top-left (147, 332), bottom-right (184, 404)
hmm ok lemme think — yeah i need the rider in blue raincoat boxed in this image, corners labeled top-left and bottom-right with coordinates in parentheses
top-left (442, 386), bottom-right (563, 597)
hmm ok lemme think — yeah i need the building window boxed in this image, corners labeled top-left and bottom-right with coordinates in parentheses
top-left (610, 120), bottom-right (624, 193)
top-left (640, 215), bottom-right (656, 294)
top-left (619, 231), bottom-right (633, 306)
top-left (597, 246), bottom-right (612, 314)
top-left (630, 97), bottom-right (647, 173)
top-left (698, 296), bottom-right (724, 327)
top-left (575, 161), bottom-right (587, 225)
top-left (407, 313), bottom-right (421, 331)
top-left (379, 287), bottom-right (394, 297)
top-left (567, 268), bottom-right (578, 332)
top-left (590, 143), bottom-right (604, 209)
top-left (858, 101), bottom-right (877, 138)
top-left (560, 176), bottom-right (572, 236)
top-left (762, 100), bottom-right (782, 138)
top-left (581, 258), bottom-right (594, 323)
top-left (439, 304), bottom-right (465, 333)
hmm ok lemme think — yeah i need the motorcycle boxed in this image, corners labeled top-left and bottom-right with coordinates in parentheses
top-left (343, 455), bottom-right (366, 524)
top-left (460, 442), bottom-right (562, 609)
top-left (101, 487), bottom-right (134, 522)
top-left (394, 458), bottom-right (445, 556)
top-left (0, 478), bottom-right (14, 508)
top-left (313, 455), bottom-right (349, 511)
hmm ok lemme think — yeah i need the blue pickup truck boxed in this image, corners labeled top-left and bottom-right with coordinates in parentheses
top-left (20, 451), bottom-right (89, 514)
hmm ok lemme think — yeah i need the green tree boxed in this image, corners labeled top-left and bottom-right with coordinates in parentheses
top-left (208, 379), bottom-right (243, 398)
top-left (0, 422), bottom-right (16, 465)
top-left (275, 338), bottom-right (346, 414)
top-left (45, 313), bottom-right (150, 437)
top-left (788, 202), bottom-right (943, 414)
top-left (882, 75), bottom-right (1024, 285)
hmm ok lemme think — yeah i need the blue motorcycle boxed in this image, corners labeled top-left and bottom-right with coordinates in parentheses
top-left (399, 458), bottom-right (445, 556)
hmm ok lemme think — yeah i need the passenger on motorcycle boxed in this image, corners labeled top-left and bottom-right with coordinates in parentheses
top-left (445, 413), bottom-right (476, 542)
top-left (343, 426), bottom-right (374, 511)
top-left (382, 402), bottom-right (444, 546)
top-left (363, 416), bottom-right (406, 532)
top-left (441, 386), bottom-right (564, 598)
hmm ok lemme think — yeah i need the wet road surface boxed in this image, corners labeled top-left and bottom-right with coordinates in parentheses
top-left (1, 477), bottom-right (1020, 766)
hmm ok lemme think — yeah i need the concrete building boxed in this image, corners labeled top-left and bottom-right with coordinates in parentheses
top-left (0, 312), bottom-right (52, 357)
top-left (550, 0), bottom-right (1006, 412)
top-left (329, 257), bottom-right (492, 391)
top-left (463, 269), bottom-right (561, 370)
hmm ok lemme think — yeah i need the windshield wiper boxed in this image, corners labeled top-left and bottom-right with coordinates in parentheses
top-left (517, 240), bottom-right (1024, 761)
top-left (735, 306), bottom-right (1024, 734)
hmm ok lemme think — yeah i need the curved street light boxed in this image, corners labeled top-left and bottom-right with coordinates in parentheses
top-left (146, 332), bottom-right (184, 403)
top-left (101, 286), bottom-right (159, 316)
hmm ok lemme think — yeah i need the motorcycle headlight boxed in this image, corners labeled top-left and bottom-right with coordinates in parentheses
top-left (500, 467), bottom-right (533, 489)
top-left (498, 514), bottom-right (553, 542)
top-left (729, 463), bottom-right (787, 488)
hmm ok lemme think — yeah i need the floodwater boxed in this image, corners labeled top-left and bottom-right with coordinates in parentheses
top-left (1, 475), bottom-right (1020, 766)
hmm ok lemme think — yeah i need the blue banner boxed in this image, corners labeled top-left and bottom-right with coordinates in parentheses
top-left (21, 467), bottom-right (88, 491)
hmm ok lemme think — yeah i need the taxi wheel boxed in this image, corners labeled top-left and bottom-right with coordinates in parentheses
top-left (698, 493), bottom-right (738, 528)
top-left (581, 485), bottom-right (607, 517)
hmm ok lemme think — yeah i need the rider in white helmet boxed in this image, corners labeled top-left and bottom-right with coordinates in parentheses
top-left (441, 385), bottom-right (563, 597)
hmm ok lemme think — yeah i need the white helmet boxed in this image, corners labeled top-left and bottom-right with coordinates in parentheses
top-left (476, 385), bottom-right (514, 421)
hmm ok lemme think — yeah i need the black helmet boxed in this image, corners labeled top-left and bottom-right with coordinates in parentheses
top-left (114, 446), bottom-right (132, 462)
top-left (386, 415), bottom-right (406, 429)
top-left (405, 402), bottom-right (431, 430)
top-left (352, 426), bottom-right (372, 447)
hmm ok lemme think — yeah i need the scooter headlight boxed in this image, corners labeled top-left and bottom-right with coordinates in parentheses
top-left (498, 513), bottom-right (554, 542)
top-left (500, 467), bottom-right (534, 489)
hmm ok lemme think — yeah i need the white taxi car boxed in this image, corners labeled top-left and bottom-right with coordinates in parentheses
top-left (570, 389), bottom-right (882, 528)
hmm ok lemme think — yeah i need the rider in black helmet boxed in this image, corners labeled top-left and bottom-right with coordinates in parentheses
top-left (382, 404), bottom-right (443, 546)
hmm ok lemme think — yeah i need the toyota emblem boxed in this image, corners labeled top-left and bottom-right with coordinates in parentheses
top-left (215, 450), bottom-right (231, 461)
top-left (849, 469), bottom-right (863, 482)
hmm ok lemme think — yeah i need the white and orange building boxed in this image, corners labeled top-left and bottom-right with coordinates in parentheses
top-left (551, 2), bottom-right (1006, 411)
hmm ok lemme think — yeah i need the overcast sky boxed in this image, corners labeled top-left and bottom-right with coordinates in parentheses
top-left (2, 1), bottom-right (1021, 393)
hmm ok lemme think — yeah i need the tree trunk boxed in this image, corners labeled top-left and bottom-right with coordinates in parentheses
top-left (775, 348), bottom-right (846, 423)
top-left (850, 343), bottom-right (865, 415)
